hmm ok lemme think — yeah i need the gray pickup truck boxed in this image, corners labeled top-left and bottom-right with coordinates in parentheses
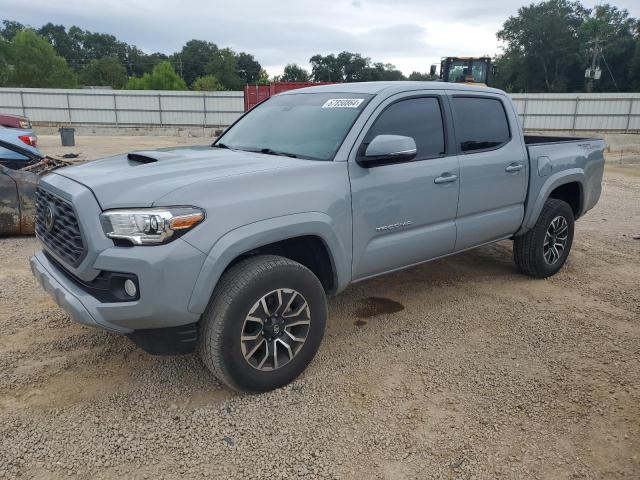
top-left (30, 82), bottom-right (604, 391)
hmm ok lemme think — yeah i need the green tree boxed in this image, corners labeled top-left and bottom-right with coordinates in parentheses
top-left (408, 71), bottom-right (437, 81)
top-left (236, 52), bottom-right (262, 84)
top-left (171, 39), bottom-right (218, 86)
top-left (0, 20), bottom-right (25, 41)
top-left (256, 68), bottom-right (271, 85)
top-left (630, 37), bottom-right (640, 90)
top-left (2, 29), bottom-right (77, 87)
top-left (192, 74), bottom-right (224, 91)
top-left (280, 63), bottom-right (310, 82)
top-left (579, 4), bottom-right (638, 91)
top-left (37, 23), bottom-right (82, 66)
top-left (309, 53), bottom-right (342, 81)
top-left (125, 61), bottom-right (186, 90)
top-left (310, 52), bottom-right (405, 82)
top-left (80, 57), bottom-right (128, 88)
top-left (205, 48), bottom-right (243, 89)
top-left (496, 0), bottom-right (589, 92)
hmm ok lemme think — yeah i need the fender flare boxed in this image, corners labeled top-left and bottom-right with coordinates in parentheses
top-left (519, 169), bottom-right (585, 234)
top-left (187, 212), bottom-right (351, 314)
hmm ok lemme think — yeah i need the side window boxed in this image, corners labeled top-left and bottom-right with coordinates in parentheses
top-left (452, 97), bottom-right (510, 152)
top-left (364, 97), bottom-right (445, 160)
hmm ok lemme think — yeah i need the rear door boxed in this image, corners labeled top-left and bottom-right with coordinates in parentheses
top-left (448, 93), bottom-right (528, 251)
top-left (349, 91), bottom-right (460, 280)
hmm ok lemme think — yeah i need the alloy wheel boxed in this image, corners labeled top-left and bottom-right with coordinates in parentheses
top-left (240, 288), bottom-right (311, 371)
top-left (543, 215), bottom-right (569, 265)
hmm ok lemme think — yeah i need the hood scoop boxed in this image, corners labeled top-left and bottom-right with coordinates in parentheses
top-left (127, 150), bottom-right (182, 164)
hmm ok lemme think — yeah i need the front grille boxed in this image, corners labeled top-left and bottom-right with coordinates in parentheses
top-left (35, 187), bottom-right (86, 266)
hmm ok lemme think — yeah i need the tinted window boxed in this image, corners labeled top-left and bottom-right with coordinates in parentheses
top-left (364, 97), bottom-right (445, 159)
top-left (452, 97), bottom-right (510, 152)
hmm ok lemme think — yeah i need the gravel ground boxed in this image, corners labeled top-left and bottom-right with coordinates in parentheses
top-left (0, 136), bottom-right (639, 479)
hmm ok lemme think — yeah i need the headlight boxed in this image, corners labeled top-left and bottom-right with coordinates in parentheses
top-left (100, 207), bottom-right (204, 245)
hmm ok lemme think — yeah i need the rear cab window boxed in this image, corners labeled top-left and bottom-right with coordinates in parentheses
top-left (451, 96), bottom-right (511, 153)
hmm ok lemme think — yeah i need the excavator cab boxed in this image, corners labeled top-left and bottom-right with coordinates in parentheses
top-left (430, 57), bottom-right (493, 86)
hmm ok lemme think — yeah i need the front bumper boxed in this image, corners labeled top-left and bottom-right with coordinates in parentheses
top-left (30, 238), bottom-right (206, 334)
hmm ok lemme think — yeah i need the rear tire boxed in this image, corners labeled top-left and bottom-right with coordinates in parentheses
top-left (514, 198), bottom-right (574, 278)
top-left (199, 255), bottom-right (327, 392)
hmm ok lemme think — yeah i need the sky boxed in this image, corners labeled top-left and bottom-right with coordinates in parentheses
top-left (2, 0), bottom-right (639, 77)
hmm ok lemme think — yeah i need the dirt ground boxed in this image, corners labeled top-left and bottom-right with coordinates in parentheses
top-left (1, 136), bottom-right (639, 479)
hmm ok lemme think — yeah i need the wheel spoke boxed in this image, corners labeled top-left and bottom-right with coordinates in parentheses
top-left (284, 319), bottom-right (310, 328)
top-left (276, 338), bottom-right (294, 360)
top-left (256, 342), bottom-right (269, 369)
top-left (241, 332), bottom-right (262, 341)
top-left (272, 340), bottom-right (279, 369)
top-left (244, 337), bottom-right (266, 361)
top-left (282, 299), bottom-right (308, 318)
top-left (285, 330), bottom-right (306, 343)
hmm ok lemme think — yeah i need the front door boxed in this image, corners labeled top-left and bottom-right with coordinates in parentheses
top-left (349, 93), bottom-right (460, 280)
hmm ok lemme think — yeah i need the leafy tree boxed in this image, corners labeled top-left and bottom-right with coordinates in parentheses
top-left (205, 48), bottom-right (243, 90)
top-left (236, 52), bottom-right (262, 84)
top-left (0, 20), bottom-right (25, 41)
top-left (192, 74), bottom-right (224, 91)
top-left (309, 53), bottom-right (342, 81)
top-left (630, 37), bottom-right (640, 90)
top-left (280, 63), bottom-right (310, 82)
top-left (80, 57), bottom-right (128, 88)
top-left (125, 61), bottom-right (186, 90)
top-left (171, 39), bottom-right (218, 86)
top-left (256, 68), bottom-right (271, 85)
top-left (310, 51), bottom-right (406, 82)
top-left (496, 0), bottom-right (588, 92)
top-left (579, 4), bottom-right (638, 91)
top-left (408, 71), bottom-right (434, 81)
top-left (37, 23), bottom-right (82, 66)
top-left (1, 30), bottom-right (77, 87)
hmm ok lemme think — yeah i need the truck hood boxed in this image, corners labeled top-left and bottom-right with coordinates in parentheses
top-left (53, 146), bottom-right (308, 209)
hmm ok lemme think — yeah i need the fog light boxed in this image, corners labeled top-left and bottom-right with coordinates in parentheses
top-left (124, 279), bottom-right (137, 297)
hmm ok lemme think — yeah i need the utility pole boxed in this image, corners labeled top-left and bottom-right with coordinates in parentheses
top-left (585, 39), bottom-right (602, 93)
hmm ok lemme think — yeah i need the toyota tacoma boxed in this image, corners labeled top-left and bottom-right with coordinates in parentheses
top-left (30, 82), bottom-right (604, 392)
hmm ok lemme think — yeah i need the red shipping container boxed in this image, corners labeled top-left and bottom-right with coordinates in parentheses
top-left (243, 82), bottom-right (335, 111)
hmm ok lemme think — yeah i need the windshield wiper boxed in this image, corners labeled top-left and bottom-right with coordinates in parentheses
top-left (212, 142), bottom-right (233, 149)
top-left (250, 148), bottom-right (299, 158)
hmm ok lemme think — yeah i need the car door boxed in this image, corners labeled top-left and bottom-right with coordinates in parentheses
top-left (448, 93), bottom-right (528, 251)
top-left (0, 166), bottom-right (21, 235)
top-left (349, 92), bottom-right (460, 280)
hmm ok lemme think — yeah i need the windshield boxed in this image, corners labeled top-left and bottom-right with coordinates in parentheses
top-left (217, 93), bottom-right (373, 161)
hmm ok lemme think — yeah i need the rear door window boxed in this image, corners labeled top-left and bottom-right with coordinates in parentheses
top-left (364, 97), bottom-right (445, 160)
top-left (452, 97), bottom-right (510, 152)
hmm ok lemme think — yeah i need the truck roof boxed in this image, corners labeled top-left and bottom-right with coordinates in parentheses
top-left (279, 81), bottom-right (506, 97)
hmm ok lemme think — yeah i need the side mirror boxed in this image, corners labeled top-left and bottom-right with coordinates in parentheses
top-left (358, 135), bottom-right (417, 167)
top-left (429, 64), bottom-right (437, 77)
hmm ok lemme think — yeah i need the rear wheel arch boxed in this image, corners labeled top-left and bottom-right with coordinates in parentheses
top-left (547, 181), bottom-right (583, 219)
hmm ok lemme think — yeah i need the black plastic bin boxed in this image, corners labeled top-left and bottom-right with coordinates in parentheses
top-left (59, 127), bottom-right (75, 147)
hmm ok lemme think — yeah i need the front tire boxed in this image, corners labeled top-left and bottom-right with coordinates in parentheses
top-left (514, 198), bottom-right (575, 278)
top-left (199, 255), bottom-right (327, 392)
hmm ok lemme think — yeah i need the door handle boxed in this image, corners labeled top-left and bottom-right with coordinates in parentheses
top-left (434, 173), bottom-right (458, 184)
top-left (505, 163), bottom-right (524, 173)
